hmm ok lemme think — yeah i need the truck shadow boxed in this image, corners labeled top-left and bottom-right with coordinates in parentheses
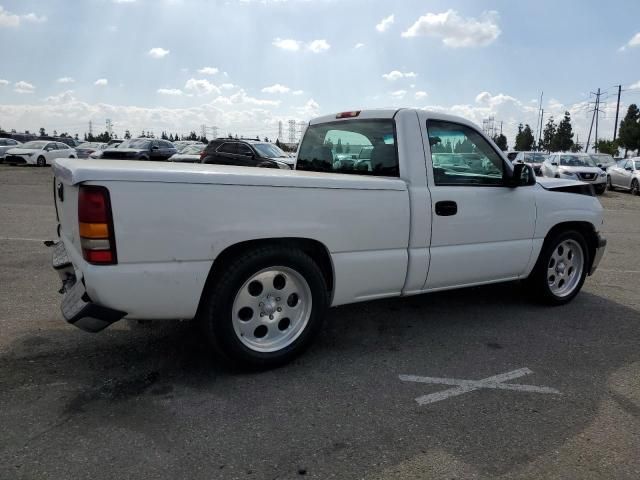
top-left (2, 282), bottom-right (639, 478)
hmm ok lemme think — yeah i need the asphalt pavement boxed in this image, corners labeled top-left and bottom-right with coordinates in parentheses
top-left (1, 165), bottom-right (639, 479)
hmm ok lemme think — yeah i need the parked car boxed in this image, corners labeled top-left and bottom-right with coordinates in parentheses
top-left (0, 138), bottom-right (21, 163)
top-left (541, 153), bottom-right (607, 194)
top-left (107, 139), bottom-right (124, 147)
top-left (512, 152), bottom-right (549, 176)
top-left (174, 141), bottom-right (202, 152)
top-left (5, 141), bottom-right (76, 166)
top-left (201, 138), bottom-right (291, 169)
top-left (49, 109), bottom-right (606, 368)
top-left (589, 153), bottom-right (616, 171)
top-left (101, 138), bottom-right (177, 161)
top-left (168, 143), bottom-right (206, 163)
top-left (607, 157), bottom-right (640, 195)
top-left (75, 142), bottom-right (108, 159)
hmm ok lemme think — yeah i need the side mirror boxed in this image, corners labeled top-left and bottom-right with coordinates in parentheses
top-left (551, 161), bottom-right (558, 166)
top-left (625, 166), bottom-right (632, 171)
top-left (507, 163), bottom-right (536, 188)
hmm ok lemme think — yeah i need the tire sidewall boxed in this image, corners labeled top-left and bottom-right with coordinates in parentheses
top-left (203, 249), bottom-right (328, 368)
top-left (37, 156), bottom-right (46, 167)
top-left (632, 180), bottom-right (639, 196)
top-left (534, 230), bottom-right (589, 305)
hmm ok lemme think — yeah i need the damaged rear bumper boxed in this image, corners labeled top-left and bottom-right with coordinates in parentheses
top-left (51, 241), bottom-right (126, 332)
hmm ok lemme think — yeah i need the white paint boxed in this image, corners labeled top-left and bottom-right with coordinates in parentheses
top-left (399, 368), bottom-right (561, 406)
top-left (0, 237), bottom-right (48, 242)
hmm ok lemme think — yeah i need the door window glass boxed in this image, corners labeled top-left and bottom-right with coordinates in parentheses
top-left (426, 120), bottom-right (504, 186)
top-left (218, 143), bottom-right (237, 154)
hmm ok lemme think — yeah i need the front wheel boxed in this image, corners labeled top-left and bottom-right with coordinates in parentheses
top-left (36, 156), bottom-right (46, 167)
top-left (631, 179), bottom-right (639, 196)
top-left (200, 247), bottom-right (328, 369)
top-left (528, 230), bottom-right (589, 305)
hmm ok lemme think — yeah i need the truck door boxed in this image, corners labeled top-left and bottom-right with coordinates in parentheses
top-left (420, 117), bottom-right (536, 290)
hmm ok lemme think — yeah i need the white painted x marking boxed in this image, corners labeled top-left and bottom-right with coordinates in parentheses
top-left (399, 368), bottom-right (561, 406)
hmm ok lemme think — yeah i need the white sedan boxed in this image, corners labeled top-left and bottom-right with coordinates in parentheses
top-left (4, 141), bottom-right (77, 166)
top-left (607, 157), bottom-right (640, 195)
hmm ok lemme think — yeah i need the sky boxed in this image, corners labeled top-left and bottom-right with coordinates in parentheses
top-left (1, 0), bottom-right (640, 147)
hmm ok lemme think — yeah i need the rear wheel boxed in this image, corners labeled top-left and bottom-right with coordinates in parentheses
top-left (528, 230), bottom-right (589, 305)
top-left (631, 179), bottom-right (639, 196)
top-left (607, 176), bottom-right (614, 191)
top-left (200, 246), bottom-right (328, 369)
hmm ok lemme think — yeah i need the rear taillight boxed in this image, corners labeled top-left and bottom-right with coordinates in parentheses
top-left (200, 151), bottom-right (207, 161)
top-left (78, 185), bottom-right (117, 265)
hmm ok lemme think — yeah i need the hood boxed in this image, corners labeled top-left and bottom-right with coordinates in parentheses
top-left (536, 177), bottom-right (584, 189)
top-left (6, 148), bottom-right (38, 155)
top-left (104, 147), bottom-right (143, 154)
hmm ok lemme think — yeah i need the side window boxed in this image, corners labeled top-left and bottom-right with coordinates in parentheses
top-left (297, 119), bottom-right (398, 177)
top-left (624, 160), bottom-right (631, 169)
top-left (162, 141), bottom-right (173, 148)
top-left (57, 143), bottom-right (68, 149)
top-left (218, 143), bottom-right (237, 154)
top-left (46, 143), bottom-right (57, 150)
top-left (237, 144), bottom-right (253, 156)
top-left (426, 120), bottom-right (504, 186)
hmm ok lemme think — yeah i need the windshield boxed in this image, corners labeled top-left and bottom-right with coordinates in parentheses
top-left (181, 144), bottom-right (205, 154)
top-left (590, 154), bottom-right (615, 166)
top-left (523, 153), bottom-right (548, 163)
top-left (19, 141), bottom-right (47, 149)
top-left (253, 143), bottom-right (288, 158)
top-left (118, 139), bottom-right (151, 149)
top-left (559, 155), bottom-right (597, 167)
top-left (635, 161), bottom-right (640, 170)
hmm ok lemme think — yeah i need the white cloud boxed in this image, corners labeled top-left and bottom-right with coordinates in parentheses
top-left (45, 90), bottom-right (75, 104)
top-left (354, 42), bottom-right (365, 49)
top-left (620, 32), bottom-right (640, 51)
top-left (197, 66), bottom-right (219, 75)
top-left (184, 78), bottom-right (221, 96)
top-left (220, 83), bottom-right (236, 90)
top-left (148, 47), bottom-right (170, 59)
top-left (415, 91), bottom-right (428, 100)
top-left (292, 90), bottom-right (304, 96)
top-left (272, 38), bottom-right (301, 51)
top-left (213, 89), bottom-right (280, 107)
top-left (272, 37), bottom-right (330, 53)
top-left (376, 14), bottom-right (394, 32)
top-left (262, 83), bottom-right (290, 94)
top-left (57, 77), bottom-right (75, 84)
top-left (94, 78), bottom-right (108, 86)
top-left (390, 90), bottom-right (407, 99)
top-left (629, 80), bottom-right (640, 90)
top-left (307, 39), bottom-right (330, 53)
top-left (382, 70), bottom-right (417, 81)
top-left (0, 6), bottom-right (46, 27)
top-left (112, 0), bottom-right (136, 3)
top-left (0, 79), bottom-right (9, 86)
top-left (14, 81), bottom-right (35, 94)
top-left (157, 88), bottom-right (184, 96)
top-left (294, 99), bottom-right (321, 118)
top-left (402, 9), bottom-right (501, 48)
top-left (107, 25), bottom-right (118, 32)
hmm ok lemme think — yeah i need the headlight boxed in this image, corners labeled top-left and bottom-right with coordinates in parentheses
top-left (24, 153), bottom-right (34, 157)
top-left (599, 171), bottom-right (606, 177)
top-left (559, 170), bottom-right (576, 177)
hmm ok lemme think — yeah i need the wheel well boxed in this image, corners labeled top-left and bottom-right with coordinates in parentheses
top-left (544, 221), bottom-right (598, 269)
top-left (197, 238), bottom-right (334, 316)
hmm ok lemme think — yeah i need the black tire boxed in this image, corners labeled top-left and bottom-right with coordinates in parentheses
top-left (631, 179), bottom-right (639, 196)
top-left (527, 230), bottom-right (589, 306)
top-left (607, 176), bottom-right (614, 191)
top-left (594, 184), bottom-right (606, 195)
top-left (200, 246), bottom-right (329, 369)
top-left (37, 156), bottom-right (46, 167)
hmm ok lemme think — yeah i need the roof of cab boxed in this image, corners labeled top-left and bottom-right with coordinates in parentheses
top-left (308, 109), bottom-right (483, 130)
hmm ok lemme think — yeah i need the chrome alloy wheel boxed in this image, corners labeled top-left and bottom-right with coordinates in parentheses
top-left (231, 267), bottom-right (312, 352)
top-left (547, 239), bottom-right (584, 297)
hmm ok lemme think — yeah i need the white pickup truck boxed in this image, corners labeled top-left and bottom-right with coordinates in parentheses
top-left (51, 109), bottom-right (606, 368)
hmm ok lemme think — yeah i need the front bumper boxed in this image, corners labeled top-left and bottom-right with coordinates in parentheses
top-left (589, 233), bottom-right (606, 275)
top-left (51, 241), bottom-right (126, 332)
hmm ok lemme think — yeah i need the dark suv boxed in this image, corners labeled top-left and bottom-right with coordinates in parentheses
top-left (201, 138), bottom-right (292, 169)
top-left (101, 138), bottom-right (176, 161)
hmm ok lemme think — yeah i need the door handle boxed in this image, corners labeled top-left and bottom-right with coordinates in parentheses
top-left (435, 200), bottom-right (457, 216)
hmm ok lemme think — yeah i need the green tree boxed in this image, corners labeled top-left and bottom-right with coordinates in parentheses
top-left (492, 133), bottom-right (508, 151)
top-left (570, 143), bottom-right (583, 153)
top-left (124, 130), bottom-right (131, 139)
top-left (336, 138), bottom-right (343, 154)
top-left (514, 124), bottom-right (535, 151)
top-left (595, 139), bottom-right (618, 156)
top-left (618, 104), bottom-right (640, 157)
top-left (541, 117), bottom-right (556, 153)
top-left (552, 111), bottom-right (574, 152)
top-left (39, 127), bottom-right (46, 137)
top-left (454, 138), bottom-right (475, 153)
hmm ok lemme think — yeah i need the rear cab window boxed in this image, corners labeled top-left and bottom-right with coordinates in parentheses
top-left (297, 119), bottom-right (399, 177)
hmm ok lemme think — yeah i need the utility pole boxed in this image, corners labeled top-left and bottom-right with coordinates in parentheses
top-left (211, 126), bottom-right (218, 139)
top-left (613, 84), bottom-right (622, 140)
top-left (538, 109), bottom-right (544, 150)
top-left (594, 88), bottom-right (600, 152)
top-left (288, 120), bottom-right (296, 143)
top-left (88, 120), bottom-right (93, 137)
top-left (278, 121), bottom-right (283, 142)
top-left (534, 91), bottom-right (543, 145)
top-left (585, 88), bottom-right (602, 153)
top-left (106, 119), bottom-right (112, 137)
